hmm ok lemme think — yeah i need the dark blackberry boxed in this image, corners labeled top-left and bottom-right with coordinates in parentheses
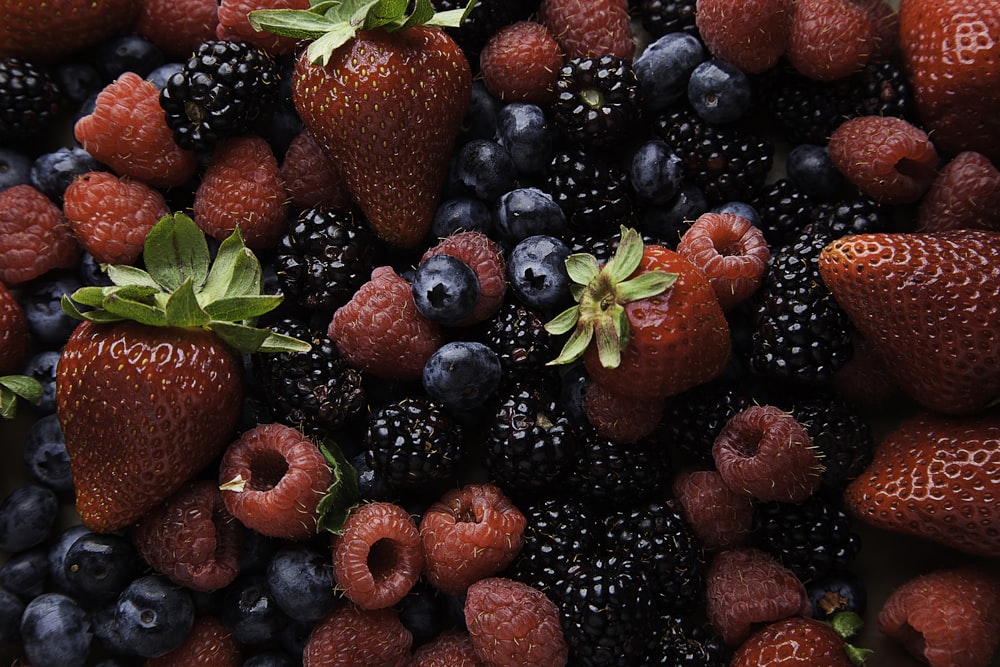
top-left (811, 196), bottom-right (894, 238)
top-left (853, 59), bottom-right (915, 121)
top-left (253, 316), bottom-right (366, 437)
top-left (564, 229), bottom-right (668, 264)
top-left (479, 300), bottom-right (556, 388)
top-left (653, 106), bottom-right (774, 205)
top-left (274, 207), bottom-right (385, 313)
top-left (750, 492), bottom-right (862, 584)
top-left (160, 40), bottom-right (280, 151)
top-left (0, 58), bottom-right (61, 146)
top-left (757, 62), bottom-right (856, 145)
top-left (546, 148), bottom-right (635, 233)
top-left (753, 178), bottom-right (815, 246)
top-left (633, 0), bottom-right (699, 39)
top-left (432, 0), bottom-right (541, 67)
top-left (789, 393), bottom-right (875, 493)
top-left (551, 56), bottom-right (643, 151)
top-left (652, 614), bottom-right (731, 667)
top-left (657, 378), bottom-right (754, 466)
top-left (566, 429), bottom-right (673, 510)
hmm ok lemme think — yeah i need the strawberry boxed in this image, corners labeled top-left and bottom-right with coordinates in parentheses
top-left (729, 616), bottom-right (856, 667)
top-left (546, 226), bottom-right (731, 400)
top-left (899, 0), bottom-right (1000, 161)
top-left (250, 0), bottom-right (474, 249)
top-left (817, 230), bottom-right (1000, 415)
top-left (0, 0), bottom-right (140, 62)
top-left (843, 409), bottom-right (1000, 558)
top-left (55, 213), bottom-right (309, 532)
top-left (0, 280), bottom-right (29, 377)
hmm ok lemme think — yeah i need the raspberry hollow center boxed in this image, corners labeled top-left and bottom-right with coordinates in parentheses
top-left (368, 538), bottom-right (402, 583)
top-left (247, 450), bottom-right (289, 491)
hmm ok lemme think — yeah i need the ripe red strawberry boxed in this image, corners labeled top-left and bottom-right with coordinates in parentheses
top-left (479, 20), bottom-right (564, 105)
top-left (729, 616), bottom-right (854, 667)
top-left (878, 565), bottom-right (1000, 667)
top-left (0, 0), bottom-right (140, 61)
top-left (0, 281), bottom-right (30, 377)
top-left (917, 151), bottom-right (1000, 233)
top-left (55, 214), bottom-right (309, 532)
top-left (786, 0), bottom-right (874, 81)
top-left (843, 409), bottom-right (1000, 557)
top-left (303, 602), bottom-right (412, 667)
top-left (899, 0), bottom-right (1000, 161)
top-left (547, 226), bottom-right (731, 400)
top-left (420, 231), bottom-right (507, 325)
top-left (538, 0), bottom-right (634, 62)
top-left (145, 615), bottom-right (244, 667)
top-left (695, 0), bottom-right (793, 74)
top-left (0, 184), bottom-right (81, 286)
top-left (251, 3), bottom-right (473, 249)
top-left (280, 130), bottom-right (353, 210)
top-left (134, 0), bottom-right (219, 59)
top-left (818, 230), bottom-right (1000, 415)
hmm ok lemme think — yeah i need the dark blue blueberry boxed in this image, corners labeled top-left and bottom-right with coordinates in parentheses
top-left (687, 58), bottom-right (753, 124)
top-left (114, 574), bottom-right (195, 658)
top-left (457, 80), bottom-right (502, 143)
top-left (19, 272), bottom-right (83, 347)
top-left (712, 201), bottom-right (761, 227)
top-left (20, 593), bottom-right (92, 667)
top-left (24, 413), bottom-right (74, 493)
top-left (30, 147), bottom-right (103, 205)
top-left (54, 62), bottom-right (105, 106)
top-left (63, 532), bottom-right (141, 603)
top-left (448, 139), bottom-right (517, 202)
top-left (0, 148), bottom-right (33, 192)
top-left (807, 570), bottom-right (868, 621)
top-left (265, 545), bottom-right (337, 624)
top-left (431, 197), bottom-right (494, 238)
top-left (629, 139), bottom-right (684, 205)
top-left (559, 361), bottom-right (592, 426)
top-left (633, 32), bottom-right (707, 112)
top-left (422, 341), bottom-right (502, 412)
top-left (221, 574), bottom-right (288, 646)
top-left (146, 62), bottom-right (184, 91)
top-left (47, 524), bottom-right (90, 594)
top-left (90, 601), bottom-right (131, 656)
top-left (20, 350), bottom-right (60, 415)
top-left (398, 582), bottom-right (446, 646)
top-left (350, 451), bottom-right (392, 501)
top-left (493, 187), bottom-right (567, 246)
top-left (787, 143), bottom-right (845, 201)
top-left (506, 234), bottom-right (573, 314)
top-left (495, 102), bottom-right (554, 175)
top-left (411, 254), bottom-right (480, 325)
top-left (0, 586), bottom-right (24, 647)
top-left (637, 183), bottom-right (709, 247)
top-left (239, 528), bottom-right (284, 576)
top-left (78, 251), bottom-right (115, 287)
top-left (0, 483), bottom-right (59, 552)
top-left (0, 546), bottom-right (49, 598)
top-left (96, 35), bottom-right (166, 79)
top-left (244, 651), bottom-right (297, 667)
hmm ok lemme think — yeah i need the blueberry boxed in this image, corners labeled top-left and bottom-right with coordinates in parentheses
top-left (687, 58), bottom-right (752, 124)
top-left (20, 593), bottom-right (92, 667)
top-left (398, 582), bottom-right (446, 646)
top-left (78, 251), bottom-right (115, 287)
top-left (430, 197), bottom-right (494, 238)
top-left (114, 574), bottom-right (195, 658)
top-left (47, 524), bottom-right (90, 594)
top-left (411, 254), bottom-right (481, 325)
top-left (559, 361), bottom-right (592, 426)
top-left (63, 532), bottom-right (141, 603)
top-left (53, 62), bottom-right (105, 106)
top-left (457, 80), bottom-right (502, 143)
top-left (496, 102), bottom-right (554, 175)
top-left (350, 451), bottom-right (392, 501)
top-left (95, 35), bottom-right (166, 79)
top-left (24, 413), bottom-right (74, 493)
top-left (448, 139), bottom-right (517, 202)
top-left (493, 187), bottom-right (568, 246)
top-left (20, 272), bottom-right (84, 347)
top-left (422, 341), bottom-right (502, 412)
top-left (30, 147), bottom-right (103, 204)
top-left (266, 545), bottom-right (337, 624)
top-left (20, 350), bottom-right (61, 415)
top-left (712, 201), bottom-right (761, 227)
top-left (0, 546), bottom-right (49, 598)
top-left (787, 143), bottom-right (845, 201)
top-left (89, 601), bottom-right (131, 656)
top-left (637, 184), bottom-right (708, 247)
top-left (506, 234), bottom-right (573, 314)
top-left (0, 483), bottom-right (59, 552)
top-left (634, 32), bottom-right (707, 112)
top-left (0, 148), bottom-right (33, 192)
top-left (629, 139), bottom-right (684, 205)
top-left (146, 62), bottom-right (184, 91)
top-left (239, 528), bottom-right (284, 576)
top-left (807, 570), bottom-right (868, 621)
top-left (0, 586), bottom-right (24, 647)
top-left (221, 574), bottom-right (288, 645)
top-left (244, 651), bottom-right (297, 667)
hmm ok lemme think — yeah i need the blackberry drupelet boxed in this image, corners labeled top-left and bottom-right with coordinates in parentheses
top-left (753, 178), bottom-right (815, 246)
top-left (790, 393), bottom-right (875, 492)
top-left (566, 429), bottom-right (674, 510)
top-left (854, 59), bottom-right (915, 121)
top-left (432, 0), bottom-right (541, 67)
top-left (546, 148), bottom-right (635, 233)
top-left (160, 40), bottom-right (280, 151)
top-left (811, 196), bottom-right (894, 238)
top-left (633, 0), bottom-right (699, 39)
top-left (657, 378), bottom-right (754, 466)
top-left (551, 55), bottom-right (643, 151)
top-left (274, 207), bottom-right (385, 313)
top-left (0, 58), bottom-right (61, 146)
top-left (653, 614), bottom-right (731, 667)
top-left (480, 300), bottom-right (557, 388)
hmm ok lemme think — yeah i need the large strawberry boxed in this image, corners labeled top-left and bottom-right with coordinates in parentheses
top-left (843, 409), bottom-right (1000, 558)
top-left (0, 0), bottom-right (141, 61)
top-left (547, 227), bottom-right (731, 399)
top-left (898, 0), bottom-right (1000, 161)
top-left (817, 230), bottom-right (1000, 415)
top-left (56, 214), bottom-right (308, 532)
top-left (249, 0), bottom-right (473, 249)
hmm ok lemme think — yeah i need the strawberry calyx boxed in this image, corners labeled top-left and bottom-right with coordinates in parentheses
top-left (0, 375), bottom-right (43, 419)
top-left (545, 226), bottom-right (677, 369)
top-left (830, 611), bottom-right (873, 666)
top-left (249, 0), bottom-right (476, 65)
top-left (60, 213), bottom-right (311, 354)
top-left (315, 438), bottom-right (362, 534)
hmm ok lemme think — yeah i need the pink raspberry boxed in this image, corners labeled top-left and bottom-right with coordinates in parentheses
top-left (538, 0), bottom-right (634, 62)
top-left (303, 602), bottom-right (412, 667)
top-left (410, 630), bottom-right (484, 667)
top-left (672, 468), bottom-right (753, 550)
top-left (480, 21), bottom-right (564, 106)
top-left (583, 381), bottom-right (664, 444)
top-left (917, 151), bottom-right (1000, 233)
top-left (786, 0), bottom-right (874, 81)
top-left (695, 0), bottom-right (793, 74)
top-left (0, 184), bottom-right (80, 286)
top-left (280, 130), bottom-right (353, 211)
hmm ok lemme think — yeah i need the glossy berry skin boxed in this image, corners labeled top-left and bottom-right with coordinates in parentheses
top-left (506, 234), bottom-right (573, 314)
top-left (0, 148), bottom-right (32, 192)
top-left (786, 144), bottom-right (843, 201)
top-left (431, 197), bottom-right (493, 238)
top-left (220, 574), bottom-right (289, 646)
top-left (115, 574), bottom-right (196, 659)
top-left (495, 102), bottom-right (556, 175)
top-left (422, 341), bottom-right (503, 412)
top-left (730, 616), bottom-right (853, 667)
top-left (448, 138), bottom-right (518, 203)
top-left (0, 483), bottom-right (59, 553)
top-left (61, 530), bottom-right (141, 603)
top-left (266, 545), bottom-right (338, 624)
top-left (0, 546), bottom-right (49, 598)
top-left (29, 148), bottom-right (102, 204)
top-left (629, 139), bottom-right (684, 205)
top-left (0, 279), bottom-right (29, 375)
top-left (687, 58), bottom-right (752, 124)
top-left (493, 187), bottom-right (567, 247)
top-left (633, 31), bottom-right (706, 112)
top-left (412, 255), bottom-right (481, 325)
top-left (0, 0), bottom-right (140, 62)
top-left (19, 273), bottom-right (84, 348)
top-left (19, 593), bottom-right (93, 667)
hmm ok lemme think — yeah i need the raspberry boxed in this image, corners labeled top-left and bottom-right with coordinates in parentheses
top-left (583, 381), bottom-right (664, 444)
top-left (62, 171), bottom-right (170, 265)
top-left (328, 266), bottom-right (444, 381)
top-left (74, 72), bottom-right (198, 189)
top-left (538, 0), bottom-right (634, 62)
top-left (479, 21), bottom-right (563, 105)
top-left (0, 281), bottom-right (29, 376)
top-left (419, 484), bottom-right (527, 596)
top-left (878, 566), bottom-right (1000, 667)
top-left (917, 151), bottom-right (1000, 233)
top-left (695, 0), bottom-right (793, 74)
top-left (675, 212), bottom-right (770, 311)
top-left (420, 231), bottom-right (507, 325)
top-left (729, 616), bottom-right (853, 667)
top-left (0, 184), bottom-right (80, 286)
top-left (705, 546), bottom-right (811, 647)
top-left (133, 480), bottom-right (243, 593)
top-left (671, 468), bottom-right (753, 550)
top-left (786, 0), bottom-right (874, 81)
top-left (712, 405), bottom-right (822, 503)
top-left (828, 115), bottom-right (939, 205)
top-left (464, 577), bottom-right (569, 667)
top-left (216, 0), bottom-right (310, 55)
top-left (145, 615), bottom-right (243, 667)
top-left (303, 602), bottom-right (412, 667)
top-left (193, 135), bottom-right (290, 249)
top-left (855, 0), bottom-right (899, 62)
top-left (410, 630), bottom-right (484, 667)
top-left (134, 0), bottom-right (219, 59)
top-left (280, 130), bottom-right (353, 210)
top-left (331, 501), bottom-right (424, 610)
top-left (218, 423), bottom-right (333, 541)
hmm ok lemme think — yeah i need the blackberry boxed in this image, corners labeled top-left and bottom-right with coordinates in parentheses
top-left (566, 429), bottom-right (673, 510)
top-left (753, 178), bottom-right (815, 246)
top-left (853, 59), bottom-right (915, 121)
top-left (160, 40), bottom-right (280, 151)
top-left (652, 615), bottom-right (731, 667)
top-left (274, 207), bottom-right (384, 313)
top-left (811, 196), bottom-right (894, 238)
top-left (633, 0), bottom-right (699, 39)
top-left (253, 317), bottom-right (366, 437)
top-left (551, 55), bottom-right (643, 151)
top-left (479, 300), bottom-right (557, 388)
top-left (0, 58), bottom-right (61, 146)
top-left (509, 497), bottom-right (602, 596)
top-left (757, 62), bottom-right (857, 145)
top-left (657, 378), bottom-right (754, 466)
top-left (546, 148), bottom-right (635, 233)
top-left (431, 0), bottom-right (541, 67)
top-left (789, 393), bottom-right (875, 492)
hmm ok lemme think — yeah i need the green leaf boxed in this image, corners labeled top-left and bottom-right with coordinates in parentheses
top-left (208, 321), bottom-right (312, 354)
top-left (106, 264), bottom-right (161, 290)
top-left (547, 321), bottom-right (594, 366)
top-left (425, 6), bottom-right (469, 28)
top-left (364, 0), bottom-right (409, 29)
top-left (832, 612), bottom-right (864, 640)
top-left (565, 253), bottom-right (600, 287)
top-left (306, 24), bottom-right (359, 64)
top-left (316, 439), bottom-right (362, 534)
top-left (61, 294), bottom-right (123, 323)
top-left (845, 645), bottom-right (873, 666)
top-left (203, 295), bottom-right (285, 322)
top-left (544, 305), bottom-right (581, 336)
top-left (200, 227), bottom-right (259, 303)
top-left (67, 285), bottom-right (111, 308)
top-left (143, 214), bottom-right (211, 292)
top-left (164, 279), bottom-right (212, 328)
top-left (255, 331), bottom-right (314, 354)
top-left (400, 0), bottom-right (435, 29)
top-left (594, 315), bottom-right (623, 368)
top-left (0, 375), bottom-right (43, 415)
top-left (605, 226), bottom-right (644, 284)
top-left (615, 270), bottom-right (677, 304)
top-left (247, 8), bottom-right (338, 39)
top-left (103, 291), bottom-right (168, 327)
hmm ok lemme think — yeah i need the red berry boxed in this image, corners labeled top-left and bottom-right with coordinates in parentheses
top-left (828, 115), bottom-right (939, 204)
top-left (303, 602), bottom-right (412, 667)
top-left (0, 280), bottom-right (30, 376)
top-left (705, 546), bottom-right (812, 647)
top-left (917, 150), bottom-right (1000, 233)
top-left (855, 0), bottom-right (899, 62)
top-left (729, 616), bottom-right (853, 667)
top-left (410, 630), bottom-right (484, 667)
top-left (538, 0), bottom-right (634, 62)
top-left (74, 72), bottom-right (198, 189)
top-left (145, 615), bottom-right (243, 667)
top-left (786, 0), bottom-right (874, 81)
top-left (63, 171), bottom-right (170, 265)
top-left (676, 212), bottom-right (770, 311)
top-left (332, 501), bottom-right (424, 610)
top-left (419, 484), bottom-right (526, 596)
top-left (583, 381), bottom-right (664, 444)
top-left (695, 0), bottom-right (793, 74)
top-left (712, 405), bottom-right (822, 503)
top-left (193, 135), bottom-right (290, 249)
top-left (216, 0), bottom-right (310, 55)
top-left (219, 423), bottom-right (333, 541)
top-left (672, 468), bottom-right (753, 550)
top-left (280, 130), bottom-right (353, 211)
top-left (464, 577), bottom-right (569, 667)
top-left (420, 231), bottom-right (507, 326)
top-left (479, 21), bottom-right (563, 105)
top-left (0, 184), bottom-right (80, 286)
top-left (134, 0), bottom-right (219, 59)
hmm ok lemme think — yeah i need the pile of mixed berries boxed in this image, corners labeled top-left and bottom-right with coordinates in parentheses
top-left (1, 0), bottom-right (999, 665)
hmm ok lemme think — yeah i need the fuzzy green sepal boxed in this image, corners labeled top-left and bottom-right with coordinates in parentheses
top-left (316, 439), bottom-right (362, 534)
top-left (0, 375), bottom-right (43, 419)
